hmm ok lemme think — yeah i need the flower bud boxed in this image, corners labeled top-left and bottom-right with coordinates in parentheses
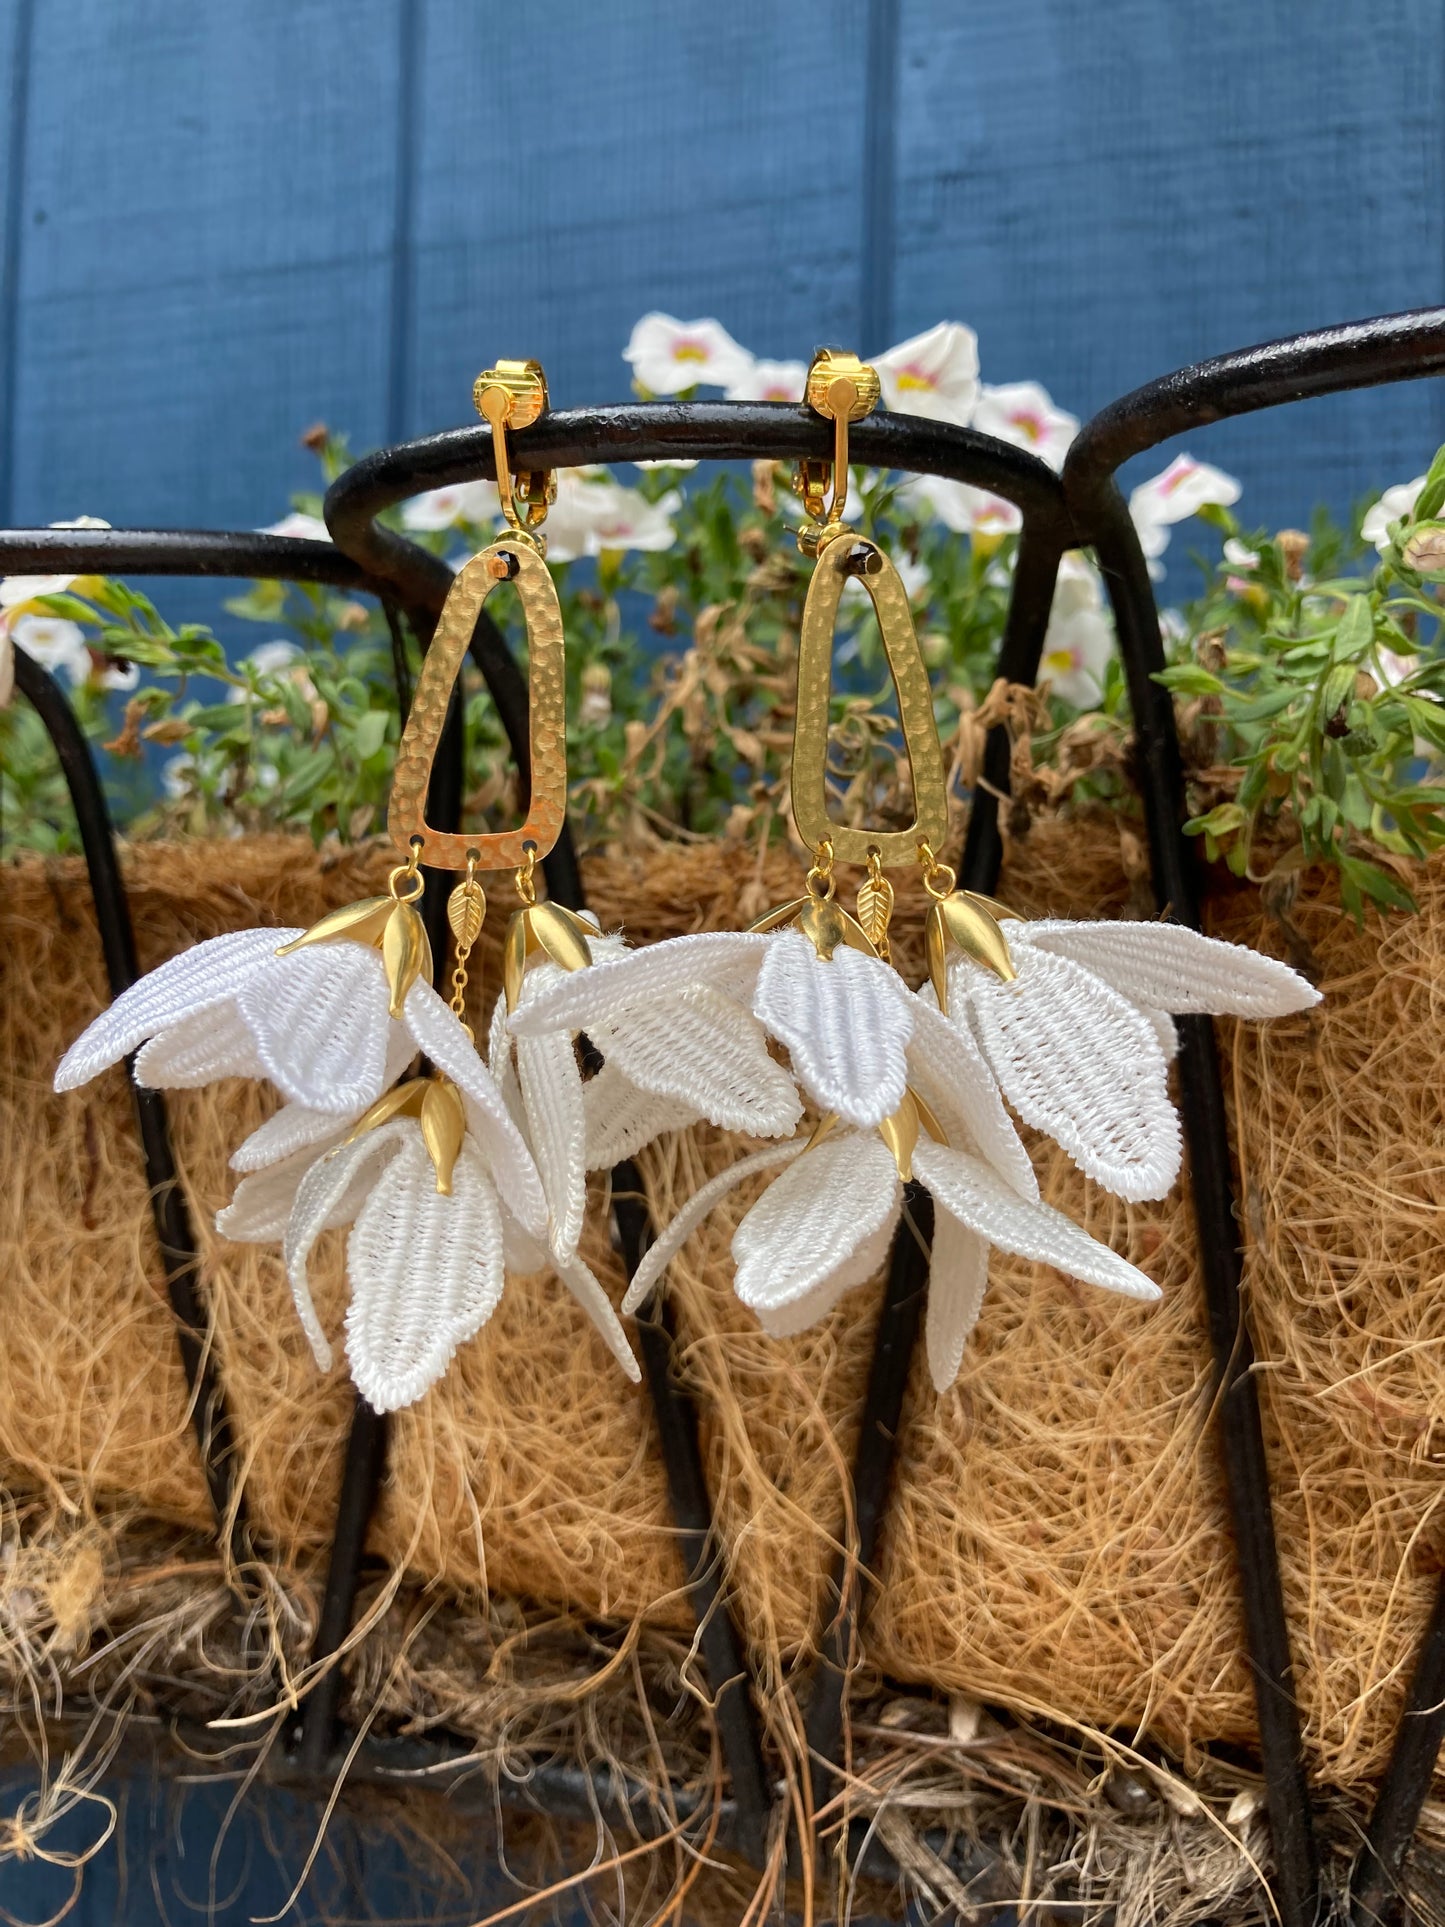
top-left (1401, 521), bottom-right (1445, 576)
top-left (1275, 529), bottom-right (1309, 579)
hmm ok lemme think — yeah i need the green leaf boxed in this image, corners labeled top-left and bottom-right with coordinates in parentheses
top-left (1154, 665), bottom-right (1225, 696)
top-left (1331, 594), bottom-right (1374, 662)
top-left (351, 710), bottom-right (389, 760)
top-left (1413, 442), bottom-right (1445, 522)
top-left (1220, 687), bottom-right (1300, 724)
top-left (1183, 802), bottom-right (1246, 838)
top-left (1405, 697), bottom-right (1445, 753)
top-left (1339, 854), bottom-right (1417, 914)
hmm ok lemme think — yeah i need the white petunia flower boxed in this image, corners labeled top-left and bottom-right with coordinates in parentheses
top-left (400, 481), bottom-right (501, 532)
top-left (54, 921), bottom-right (548, 1238)
top-left (11, 614), bottom-right (91, 685)
top-left (725, 359), bottom-right (808, 404)
top-left (623, 314), bottom-right (756, 394)
top-left (972, 380), bottom-right (1078, 470)
top-left (1361, 476), bottom-right (1427, 554)
top-left (543, 472), bottom-right (681, 564)
top-left (259, 511), bottom-right (333, 544)
top-left (1129, 455), bottom-right (1241, 577)
top-left (245, 639), bottom-right (302, 676)
top-left (934, 912), bottom-right (1318, 1202)
top-left (1040, 552), bottom-right (1115, 706)
top-left (873, 321), bottom-right (979, 425)
top-left (900, 474), bottom-right (1022, 539)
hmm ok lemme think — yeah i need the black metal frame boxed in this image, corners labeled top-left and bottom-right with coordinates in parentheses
top-left (5, 304), bottom-right (1445, 1921)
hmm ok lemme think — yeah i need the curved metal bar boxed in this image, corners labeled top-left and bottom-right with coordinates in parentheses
top-left (1065, 307), bottom-right (1445, 487)
top-left (1065, 309), bottom-right (1445, 1927)
top-left (0, 527), bottom-right (388, 593)
top-left (11, 648), bottom-right (248, 1562)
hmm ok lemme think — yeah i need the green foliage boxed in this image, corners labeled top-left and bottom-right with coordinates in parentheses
top-left (5, 432), bottom-right (1444, 923)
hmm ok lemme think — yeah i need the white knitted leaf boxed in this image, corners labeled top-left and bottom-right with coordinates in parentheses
top-left (516, 1030), bottom-right (588, 1255)
top-left (230, 1025), bottom-right (418, 1172)
top-left (283, 1122), bottom-right (411, 1370)
top-left (346, 1136), bottom-right (505, 1412)
top-left (914, 1139), bottom-right (1161, 1303)
top-left (133, 1003), bottom-right (266, 1089)
top-left (237, 942), bottom-right (391, 1115)
top-left (957, 947), bottom-right (1180, 1202)
top-left (906, 993), bottom-right (1037, 1200)
top-left (925, 1213), bottom-right (990, 1391)
top-left (583, 1061), bottom-right (698, 1169)
top-left (507, 930), bottom-right (772, 1038)
top-left (1145, 1008), bottom-right (1179, 1060)
top-left (753, 1209), bottom-right (900, 1339)
top-left (500, 1205), bottom-right (550, 1274)
top-left (404, 977), bottom-right (546, 1238)
top-left (550, 1250), bottom-right (641, 1381)
top-left (216, 1148), bottom-right (321, 1243)
top-left (733, 1130), bottom-right (901, 1313)
top-left (594, 984), bottom-right (802, 1140)
top-left (1015, 919), bottom-right (1320, 1018)
top-left (54, 926), bottom-right (297, 1092)
top-left (620, 1141), bottom-right (804, 1314)
top-left (754, 931), bottom-right (914, 1128)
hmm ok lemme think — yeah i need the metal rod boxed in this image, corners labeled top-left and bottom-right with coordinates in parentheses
top-left (13, 649), bottom-right (248, 1562)
top-left (610, 1162), bottom-right (774, 1867)
top-left (1351, 1575), bottom-right (1445, 1926)
top-left (0, 526), bottom-right (389, 591)
top-left (803, 1185), bottom-right (933, 1781)
top-left (1074, 494), bottom-right (1321, 1927)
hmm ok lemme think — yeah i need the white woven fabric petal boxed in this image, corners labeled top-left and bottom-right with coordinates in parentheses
top-left (550, 1250), bottom-right (641, 1381)
top-left (914, 1139), bottom-right (1161, 1303)
top-left (924, 1213), bottom-right (990, 1391)
top-left (216, 1149), bottom-right (323, 1243)
top-left (345, 1136), bottom-right (505, 1412)
top-left (231, 1025), bottom-right (419, 1171)
top-left (620, 1141), bottom-right (805, 1314)
top-left (753, 930), bottom-right (914, 1128)
top-left (404, 978), bottom-right (546, 1237)
top-left (1144, 1008), bottom-right (1179, 1061)
top-left (955, 948), bottom-right (1181, 1202)
top-left (500, 1206), bottom-right (550, 1274)
top-left (54, 926), bottom-right (297, 1091)
top-left (583, 1061), bottom-right (699, 1169)
top-left (905, 993), bottom-right (1037, 1200)
top-left (752, 1208), bottom-right (901, 1339)
top-left (507, 931), bottom-right (772, 1038)
top-left (1015, 918), bottom-right (1320, 1018)
top-left (132, 1003), bottom-right (266, 1089)
top-left (593, 983), bottom-right (802, 1140)
top-left (283, 1122), bottom-right (411, 1370)
top-left (733, 1130), bottom-right (901, 1313)
top-left (236, 942), bottom-right (391, 1114)
top-left (515, 1030), bottom-right (588, 1255)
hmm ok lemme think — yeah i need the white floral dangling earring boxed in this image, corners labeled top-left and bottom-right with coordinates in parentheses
top-left (54, 359), bottom-right (639, 1409)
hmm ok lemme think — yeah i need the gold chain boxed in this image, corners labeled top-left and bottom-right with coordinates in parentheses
top-left (444, 848), bottom-right (486, 1039)
top-left (804, 836), bottom-right (836, 901)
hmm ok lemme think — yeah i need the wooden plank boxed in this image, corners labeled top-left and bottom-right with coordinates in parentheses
top-left (403, 0), bottom-right (872, 435)
top-left (0, 0), bottom-right (32, 522)
top-left (891, 0), bottom-right (1445, 578)
top-left (9, 0), bottom-right (404, 531)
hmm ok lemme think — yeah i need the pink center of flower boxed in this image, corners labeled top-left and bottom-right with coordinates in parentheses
top-left (894, 363), bottom-right (938, 392)
top-left (1045, 645), bottom-right (1081, 672)
top-left (1010, 411), bottom-right (1046, 444)
top-left (671, 339), bottom-right (709, 365)
top-left (1156, 459), bottom-right (1197, 496)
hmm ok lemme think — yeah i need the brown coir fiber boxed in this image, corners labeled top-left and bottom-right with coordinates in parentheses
top-left (3, 820), bottom-right (1443, 1797)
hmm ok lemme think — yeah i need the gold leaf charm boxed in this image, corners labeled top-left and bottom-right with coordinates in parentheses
top-left (447, 878), bottom-right (487, 949)
top-left (878, 1089), bottom-right (921, 1182)
top-left (856, 871), bottom-right (894, 954)
top-left (382, 900), bottom-right (431, 1018)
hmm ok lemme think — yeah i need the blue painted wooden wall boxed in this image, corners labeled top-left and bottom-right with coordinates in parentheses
top-left (0, 0), bottom-right (1442, 565)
